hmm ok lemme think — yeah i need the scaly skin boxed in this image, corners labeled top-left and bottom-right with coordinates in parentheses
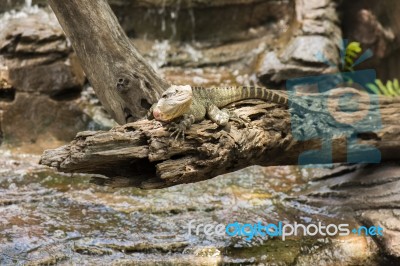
top-left (152, 85), bottom-right (292, 139)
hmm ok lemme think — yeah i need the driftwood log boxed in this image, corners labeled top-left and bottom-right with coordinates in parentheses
top-left (40, 89), bottom-right (400, 189)
top-left (48, 0), bottom-right (169, 124)
top-left (43, 1), bottom-right (400, 190)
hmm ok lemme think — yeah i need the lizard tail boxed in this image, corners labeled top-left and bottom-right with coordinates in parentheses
top-left (242, 87), bottom-right (289, 106)
top-left (259, 87), bottom-right (288, 106)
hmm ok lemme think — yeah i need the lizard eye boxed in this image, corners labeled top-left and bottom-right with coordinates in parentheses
top-left (162, 94), bottom-right (167, 99)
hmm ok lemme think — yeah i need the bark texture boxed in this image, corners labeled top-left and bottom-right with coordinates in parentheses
top-left (48, 0), bottom-right (169, 124)
top-left (40, 88), bottom-right (400, 189)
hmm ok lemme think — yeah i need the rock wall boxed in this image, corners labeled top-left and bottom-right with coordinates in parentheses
top-left (256, 0), bottom-right (342, 83)
top-left (113, 0), bottom-right (293, 43)
top-left (1, 0), bottom-right (293, 44)
top-left (0, 8), bottom-right (114, 152)
top-left (0, 0), bottom-right (46, 13)
top-left (0, 0), bottom-right (344, 151)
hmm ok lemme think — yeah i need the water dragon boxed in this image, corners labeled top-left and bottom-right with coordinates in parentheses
top-left (151, 85), bottom-right (295, 139)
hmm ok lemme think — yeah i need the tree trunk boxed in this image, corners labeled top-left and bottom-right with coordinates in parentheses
top-left (48, 0), bottom-right (169, 124)
top-left (40, 88), bottom-right (400, 189)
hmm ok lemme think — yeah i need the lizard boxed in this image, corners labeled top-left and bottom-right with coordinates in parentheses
top-left (151, 85), bottom-right (295, 139)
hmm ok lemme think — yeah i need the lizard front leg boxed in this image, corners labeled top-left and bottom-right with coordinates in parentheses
top-left (207, 104), bottom-right (250, 127)
top-left (168, 114), bottom-right (195, 140)
top-left (207, 104), bottom-right (230, 126)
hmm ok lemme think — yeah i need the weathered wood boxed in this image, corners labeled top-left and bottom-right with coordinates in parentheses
top-left (40, 88), bottom-right (400, 189)
top-left (48, 0), bottom-right (169, 124)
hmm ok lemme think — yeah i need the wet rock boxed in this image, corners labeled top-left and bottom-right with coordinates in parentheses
top-left (1, 93), bottom-right (91, 151)
top-left (0, 8), bottom-right (114, 150)
top-left (134, 37), bottom-right (269, 69)
top-left (0, 8), bottom-right (84, 96)
top-left (257, 51), bottom-right (336, 83)
top-left (298, 164), bottom-right (400, 260)
top-left (2, 0), bottom-right (293, 44)
top-left (280, 36), bottom-right (338, 65)
top-left (114, 0), bottom-right (278, 7)
top-left (256, 0), bottom-right (341, 83)
top-left (0, 0), bottom-right (46, 13)
top-left (112, 0), bottom-right (292, 43)
top-left (359, 210), bottom-right (400, 257)
top-left (7, 57), bottom-right (84, 97)
top-left (295, 236), bottom-right (380, 266)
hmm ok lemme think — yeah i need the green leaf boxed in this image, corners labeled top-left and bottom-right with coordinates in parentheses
top-left (386, 80), bottom-right (396, 96)
top-left (347, 42), bottom-right (362, 53)
top-left (393, 79), bottom-right (400, 95)
top-left (376, 79), bottom-right (390, 96)
top-left (346, 50), bottom-right (358, 58)
top-left (344, 66), bottom-right (354, 72)
top-left (366, 83), bottom-right (381, 95)
top-left (343, 41), bottom-right (363, 72)
top-left (345, 57), bottom-right (354, 64)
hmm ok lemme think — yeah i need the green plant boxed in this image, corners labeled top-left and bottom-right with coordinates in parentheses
top-left (343, 42), bottom-right (362, 72)
top-left (340, 42), bottom-right (400, 97)
top-left (366, 79), bottom-right (400, 97)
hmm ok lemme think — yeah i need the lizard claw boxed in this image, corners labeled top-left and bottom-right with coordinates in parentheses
top-left (168, 123), bottom-right (186, 140)
top-left (152, 120), bottom-right (163, 128)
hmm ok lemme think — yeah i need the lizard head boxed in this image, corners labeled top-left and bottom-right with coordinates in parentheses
top-left (153, 85), bottom-right (193, 121)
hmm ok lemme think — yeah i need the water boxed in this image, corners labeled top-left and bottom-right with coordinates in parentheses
top-left (0, 150), bottom-right (375, 265)
top-left (148, 40), bottom-right (171, 69)
top-left (25, 0), bottom-right (32, 8)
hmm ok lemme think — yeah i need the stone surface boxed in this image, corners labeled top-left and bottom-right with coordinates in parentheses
top-left (1, 93), bottom-right (91, 151)
top-left (1, 0), bottom-right (292, 43)
top-left (0, 0), bottom-right (46, 12)
top-left (360, 210), bottom-right (400, 257)
top-left (257, 51), bottom-right (337, 84)
top-left (256, 0), bottom-right (341, 83)
top-left (0, 7), bottom-right (85, 96)
top-left (0, 0), bottom-right (355, 150)
top-left (280, 35), bottom-right (338, 65)
top-left (6, 57), bottom-right (84, 96)
top-left (299, 164), bottom-right (400, 259)
top-left (0, 7), bottom-right (113, 151)
top-left (115, 0), bottom-right (292, 43)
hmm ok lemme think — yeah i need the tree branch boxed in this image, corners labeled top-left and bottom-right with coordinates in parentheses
top-left (40, 88), bottom-right (400, 189)
top-left (48, 0), bottom-right (169, 124)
